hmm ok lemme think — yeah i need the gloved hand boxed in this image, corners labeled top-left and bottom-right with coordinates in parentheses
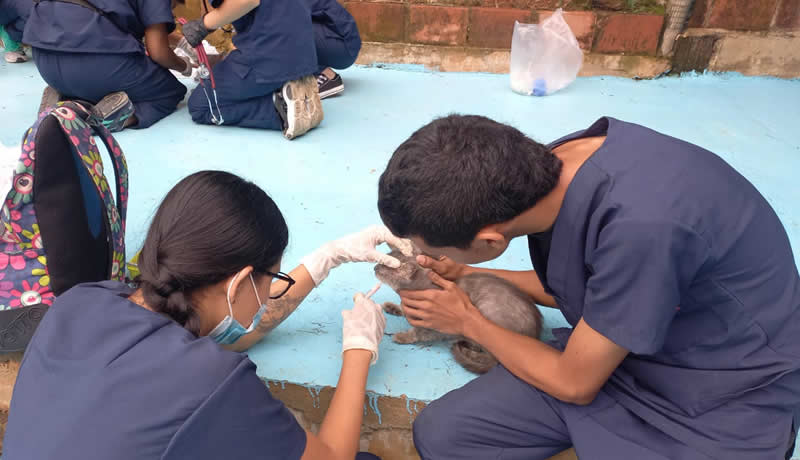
top-left (300, 225), bottom-right (414, 286)
top-left (179, 56), bottom-right (193, 77)
top-left (342, 292), bottom-right (386, 365)
top-left (182, 17), bottom-right (214, 48)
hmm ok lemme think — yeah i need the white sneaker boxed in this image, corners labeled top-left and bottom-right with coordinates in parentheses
top-left (4, 50), bottom-right (28, 63)
top-left (273, 75), bottom-right (324, 140)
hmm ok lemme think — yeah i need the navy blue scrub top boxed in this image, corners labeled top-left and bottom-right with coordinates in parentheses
top-left (23, 0), bottom-right (175, 53)
top-left (230, 0), bottom-right (318, 83)
top-left (533, 117), bottom-right (800, 459)
top-left (3, 281), bottom-right (307, 460)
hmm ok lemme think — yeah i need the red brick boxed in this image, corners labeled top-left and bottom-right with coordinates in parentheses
top-left (538, 10), bottom-right (596, 49)
top-left (343, 2), bottom-right (406, 42)
top-left (408, 5), bottom-right (469, 45)
top-left (468, 8), bottom-right (534, 48)
top-left (706, 0), bottom-right (780, 30)
top-left (775, 0), bottom-right (800, 28)
top-left (687, 0), bottom-right (709, 28)
top-left (478, 0), bottom-right (557, 8)
top-left (593, 13), bottom-right (664, 54)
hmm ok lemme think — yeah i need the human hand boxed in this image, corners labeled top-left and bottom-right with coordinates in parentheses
top-left (342, 291), bottom-right (387, 365)
top-left (300, 225), bottom-right (414, 286)
top-left (416, 254), bottom-right (469, 281)
top-left (400, 272), bottom-right (482, 337)
top-left (182, 17), bottom-right (213, 48)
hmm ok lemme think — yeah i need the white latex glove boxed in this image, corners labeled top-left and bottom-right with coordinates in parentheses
top-left (342, 292), bottom-right (387, 365)
top-left (300, 225), bottom-right (414, 286)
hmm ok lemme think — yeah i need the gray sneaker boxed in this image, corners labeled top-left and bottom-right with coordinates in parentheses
top-left (273, 75), bottom-right (323, 140)
top-left (89, 91), bottom-right (135, 132)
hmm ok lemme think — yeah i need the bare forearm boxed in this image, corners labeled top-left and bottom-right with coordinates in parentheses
top-left (316, 350), bottom-right (371, 459)
top-left (465, 267), bottom-right (557, 308)
top-left (463, 312), bottom-right (583, 403)
top-left (202, 0), bottom-right (259, 30)
top-left (145, 25), bottom-right (188, 71)
top-left (227, 264), bottom-right (316, 352)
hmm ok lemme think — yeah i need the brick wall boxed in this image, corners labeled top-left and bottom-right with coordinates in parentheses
top-left (689, 0), bottom-right (800, 31)
top-left (343, 0), bottom-right (667, 56)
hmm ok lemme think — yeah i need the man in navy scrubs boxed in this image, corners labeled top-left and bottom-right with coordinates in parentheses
top-left (377, 115), bottom-right (800, 459)
top-left (181, 0), bottom-right (360, 139)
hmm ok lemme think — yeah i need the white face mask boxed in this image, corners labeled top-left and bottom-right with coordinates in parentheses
top-left (208, 273), bottom-right (266, 345)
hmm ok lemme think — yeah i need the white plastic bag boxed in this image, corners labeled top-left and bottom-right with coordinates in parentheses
top-left (510, 9), bottom-right (583, 96)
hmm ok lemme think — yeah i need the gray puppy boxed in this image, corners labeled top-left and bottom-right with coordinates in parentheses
top-left (374, 249), bottom-right (543, 374)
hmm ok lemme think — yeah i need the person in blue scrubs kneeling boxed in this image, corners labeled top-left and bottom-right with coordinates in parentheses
top-left (23, 0), bottom-right (193, 131)
top-left (377, 115), bottom-right (800, 459)
top-left (3, 171), bottom-right (412, 460)
top-left (181, 0), bottom-right (361, 139)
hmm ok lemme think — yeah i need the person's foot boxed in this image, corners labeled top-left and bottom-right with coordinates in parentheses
top-left (316, 68), bottom-right (344, 99)
top-left (273, 75), bottom-right (323, 140)
top-left (4, 50), bottom-right (28, 63)
top-left (88, 91), bottom-right (136, 132)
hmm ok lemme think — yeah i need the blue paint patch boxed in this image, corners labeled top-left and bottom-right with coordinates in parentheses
top-left (367, 62), bottom-right (436, 73)
top-left (366, 391), bottom-right (382, 425)
top-left (307, 385), bottom-right (323, 408)
top-left (2, 61), bottom-right (799, 457)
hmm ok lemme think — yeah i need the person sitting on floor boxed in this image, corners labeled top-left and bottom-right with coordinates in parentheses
top-left (180, 0), bottom-right (361, 139)
top-left (24, 0), bottom-right (194, 131)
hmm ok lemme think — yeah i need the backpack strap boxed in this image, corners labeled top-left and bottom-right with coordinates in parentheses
top-left (48, 105), bottom-right (129, 280)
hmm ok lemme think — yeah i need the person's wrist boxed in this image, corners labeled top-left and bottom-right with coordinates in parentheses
top-left (459, 263), bottom-right (474, 278)
top-left (201, 12), bottom-right (216, 31)
top-left (343, 348), bottom-right (373, 365)
top-left (462, 307), bottom-right (486, 341)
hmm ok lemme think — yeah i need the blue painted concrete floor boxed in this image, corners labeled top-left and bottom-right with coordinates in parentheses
top-left (2, 59), bottom-right (800, 454)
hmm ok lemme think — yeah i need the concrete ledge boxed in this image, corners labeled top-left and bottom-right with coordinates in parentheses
top-left (677, 28), bottom-right (800, 78)
top-left (355, 41), bottom-right (671, 77)
top-left (267, 379), bottom-right (577, 460)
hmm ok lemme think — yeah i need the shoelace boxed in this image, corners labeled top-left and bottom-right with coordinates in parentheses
top-left (316, 73), bottom-right (329, 86)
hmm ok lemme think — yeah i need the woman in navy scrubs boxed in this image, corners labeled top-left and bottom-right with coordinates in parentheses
top-left (3, 171), bottom-right (411, 460)
top-left (181, 0), bottom-right (361, 139)
top-left (24, 0), bottom-right (193, 131)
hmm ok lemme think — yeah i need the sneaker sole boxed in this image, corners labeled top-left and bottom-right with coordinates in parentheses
top-left (38, 86), bottom-right (61, 115)
top-left (282, 75), bottom-right (324, 140)
top-left (319, 83), bottom-right (344, 100)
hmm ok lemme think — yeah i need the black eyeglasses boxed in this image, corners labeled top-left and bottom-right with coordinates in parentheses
top-left (264, 270), bottom-right (295, 299)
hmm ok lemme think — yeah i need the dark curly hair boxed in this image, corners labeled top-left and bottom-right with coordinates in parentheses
top-left (378, 114), bottom-right (562, 248)
top-left (136, 171), bottom-right (288, 335)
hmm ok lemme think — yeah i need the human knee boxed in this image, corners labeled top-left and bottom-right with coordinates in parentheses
top-left (413, 401), bottom-right (461, 457)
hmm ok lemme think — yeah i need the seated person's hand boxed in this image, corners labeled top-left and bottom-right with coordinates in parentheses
top-left (416, 254), bottom-right (468, 281)
top-left (342, 291), bottom-right (387, 365)
top-left (400, 272), bottom-right (480, 337)
top-left (301, 225), bottom-right (414, 285)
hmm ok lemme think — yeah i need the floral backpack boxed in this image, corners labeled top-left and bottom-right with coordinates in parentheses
top-left (0, 103), bottom-right (128, 351)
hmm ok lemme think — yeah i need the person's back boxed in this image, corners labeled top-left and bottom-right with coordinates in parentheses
top-left (4, 281), bottom-right (304, 459)
top-left (537, 117), bottom-right (800, 457)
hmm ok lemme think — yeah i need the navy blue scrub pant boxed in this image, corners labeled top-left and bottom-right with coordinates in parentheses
top-left (0, 10), bottom-right (24, 43)
top-left (32, 49), bottom-right (187, 129)
top-left (187, 6), bottom-right (361, 129)
top-left (413, 365), bottom-right (717, 460)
